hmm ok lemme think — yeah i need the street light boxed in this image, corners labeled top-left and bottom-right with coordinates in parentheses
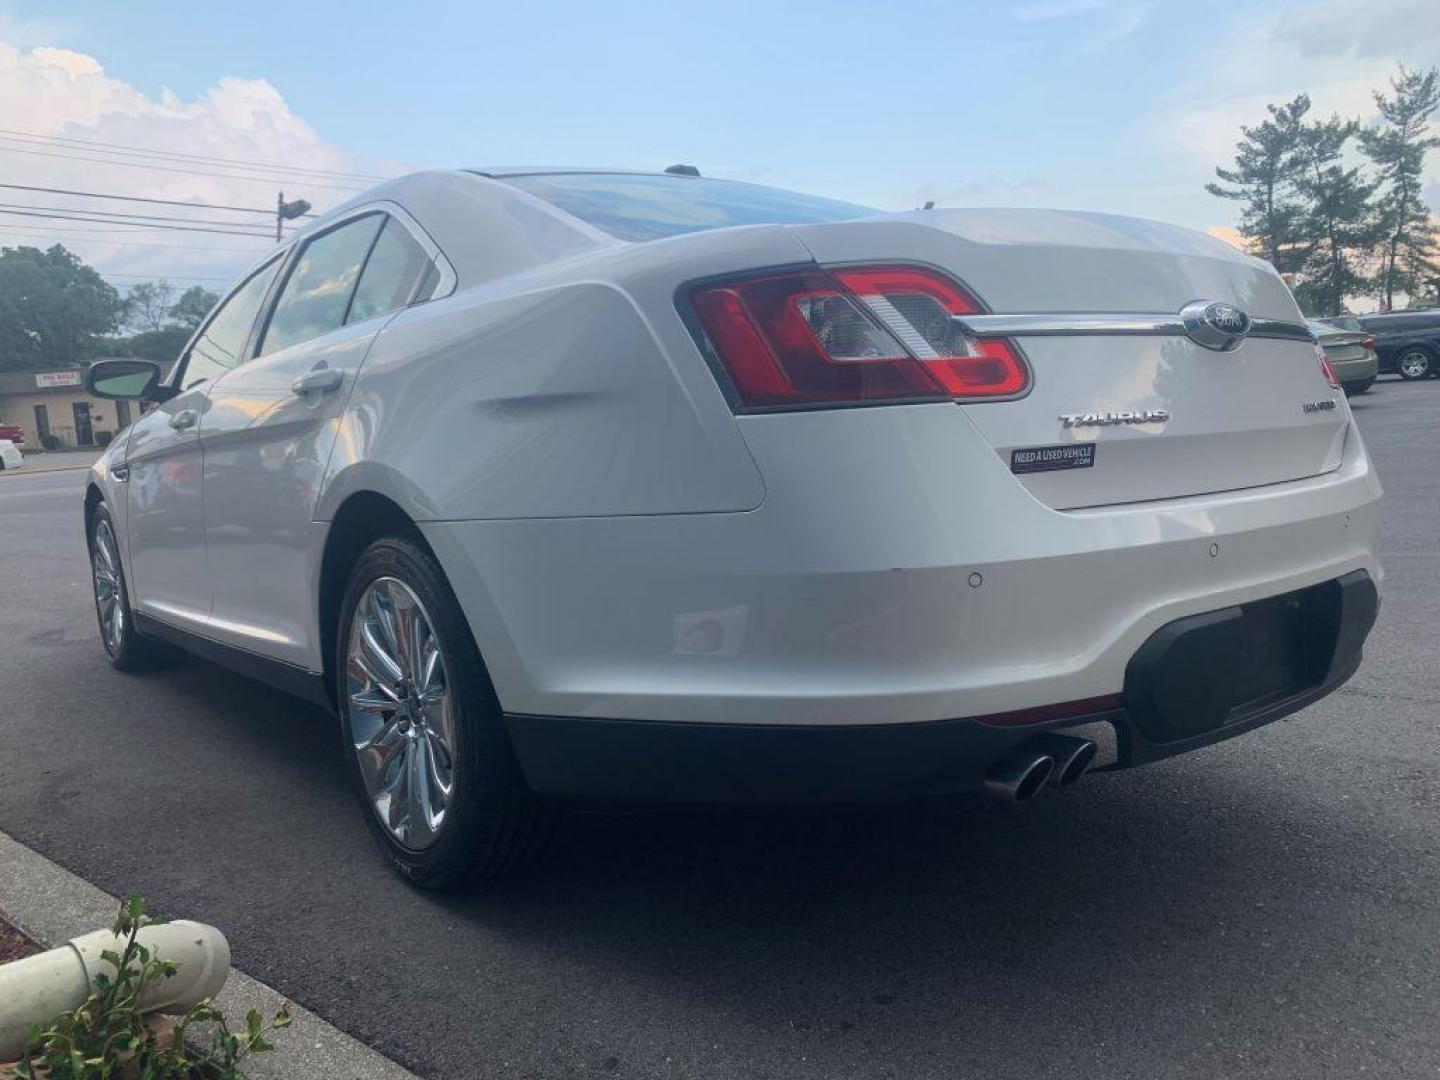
top-left (276, 192), bottom-right (312, 241)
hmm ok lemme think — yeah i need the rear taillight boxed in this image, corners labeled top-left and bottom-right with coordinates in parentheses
top-left (1362, 336), bottom-right (1375, 351)
top-left (688, 265), bottom-right (1028, 410)
top-left (1314, 342), bottom-right (1340, 389)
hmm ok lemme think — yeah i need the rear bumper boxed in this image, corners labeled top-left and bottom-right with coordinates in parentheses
top-left (421, 404), bottom-right (1382, 730)
top-left (1332, 353), bottom-right (1378, 384)
top-left (507, 570), bottom-right (1378, 805)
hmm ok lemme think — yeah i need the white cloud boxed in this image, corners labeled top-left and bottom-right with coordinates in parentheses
top-left (1141, 0), bottom-right (1440, 229)
top-left (1012, 0), bottom-right (1149, 51)
top-left (0, 37), bottom-right (389, 292)
top-left (1273, 0), bottom-right (1440, 60)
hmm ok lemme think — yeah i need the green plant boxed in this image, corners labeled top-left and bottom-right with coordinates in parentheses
top-left (16, 895), bottom-right (290, 1079)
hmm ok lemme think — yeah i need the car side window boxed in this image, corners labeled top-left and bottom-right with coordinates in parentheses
top-left (259, 214), bottom-right (385, 356)
top-left (346, 218), bottom-right (436, 325)
top-left (180, 257), bottom-right (283, 390)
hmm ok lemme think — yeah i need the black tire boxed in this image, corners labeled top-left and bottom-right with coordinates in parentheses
top-left (1343, 377), bottom-right (1375, 396)
top-left (336, 535), bottom-right (551, 889)
top-left (1395, 347), bottom-right (1433, 380)
top-left (88, 502), bottom-right (168, 671)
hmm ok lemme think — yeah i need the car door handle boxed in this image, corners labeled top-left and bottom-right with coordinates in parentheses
top-left (169, 409), bottom-right (199, 431)
top-left (291, 368), bottom-right (344, 396)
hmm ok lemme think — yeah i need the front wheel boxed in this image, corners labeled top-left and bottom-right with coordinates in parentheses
top-left (89, 503), bottom-right (167, 670)
top-left (1396, 348), bottom-right (1433, 380)
top-left (337, 535), bottom-right (550, 888)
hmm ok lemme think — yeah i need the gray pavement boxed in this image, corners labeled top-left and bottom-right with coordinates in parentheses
top-left (0, 378), bottom-right (1437, 1079)
top-left (0, 448), bottom-right (102, 475)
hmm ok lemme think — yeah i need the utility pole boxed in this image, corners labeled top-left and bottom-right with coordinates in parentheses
top-left (275, 191), bottom-right (312, 242)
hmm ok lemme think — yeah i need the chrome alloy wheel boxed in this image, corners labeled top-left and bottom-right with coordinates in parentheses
top-left (345, 576), bottom-right (456, 850)
top-left (92, 519), bottom-right (125, 654)
top-left (1399, 349), bottom-right (1430, 379)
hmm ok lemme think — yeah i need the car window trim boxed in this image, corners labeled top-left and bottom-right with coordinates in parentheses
top-left (170, 251), bottom-right (288, 391)
top-left (254, 210), bottom-right (386, 357)
top-left (248, 201), bottom-right (456, 358)
top-left (341, 215), bottom-right (394, 327)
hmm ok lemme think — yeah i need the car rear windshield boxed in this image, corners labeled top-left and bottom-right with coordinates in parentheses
top-left (500, 172), bottom-right (876, 242)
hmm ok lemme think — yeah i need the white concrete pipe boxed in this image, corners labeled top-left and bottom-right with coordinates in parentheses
top-left (0, 920), bottom-right (229, 1060)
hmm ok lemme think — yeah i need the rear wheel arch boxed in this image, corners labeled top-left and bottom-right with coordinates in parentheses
top-left (317, 491), bottom-right (428, 711)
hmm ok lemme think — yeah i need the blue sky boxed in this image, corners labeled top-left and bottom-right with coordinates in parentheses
top-left (1, 0), bottom-right (1437, 288)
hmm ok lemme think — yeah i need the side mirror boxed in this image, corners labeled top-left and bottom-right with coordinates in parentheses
top-left (85, 359), bottom-right (164, 401)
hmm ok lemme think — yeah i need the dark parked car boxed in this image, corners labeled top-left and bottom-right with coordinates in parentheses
top-left (1354, 309), bottom-right (1440, 380)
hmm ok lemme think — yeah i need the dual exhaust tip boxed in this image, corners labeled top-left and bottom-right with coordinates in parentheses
top-left (983, 732), bottom-right (1098, 803)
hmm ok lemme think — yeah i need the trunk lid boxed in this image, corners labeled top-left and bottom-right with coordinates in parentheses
top-left (790, 209), bottom-right (1349, 509)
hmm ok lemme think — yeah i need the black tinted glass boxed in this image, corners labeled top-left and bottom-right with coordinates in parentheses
top-left (503, 173), bottom-right (875, 242)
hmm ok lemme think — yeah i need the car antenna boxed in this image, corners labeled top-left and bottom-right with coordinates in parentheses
top-left (665, 164), bottom-right (701, 177)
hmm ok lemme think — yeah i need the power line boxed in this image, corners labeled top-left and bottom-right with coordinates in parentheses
top-left (0, 200), bottom-right (289, 231)
top-left (0, 144), bottom-right (371, 191)
top-left (102, 272), bottom-right (234, 282)
top-left (0, 181), bottom-right (294, 216)
top-left (0, 225), bottom-right (266, 253)
top-left (0, 127), bottom-right (390, 183)
top-left (0, 207), bottom-right (276, 238)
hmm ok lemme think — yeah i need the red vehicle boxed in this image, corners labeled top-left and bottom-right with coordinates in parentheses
top-left (0, 424), bottom-right (23, 445)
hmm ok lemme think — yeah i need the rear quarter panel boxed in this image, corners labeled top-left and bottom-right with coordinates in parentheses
top-left (315, 226), bottom-right (816, 522)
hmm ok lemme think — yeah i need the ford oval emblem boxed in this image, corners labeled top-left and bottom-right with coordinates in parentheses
top-left (1180, 300), bottom-right (1252, 351)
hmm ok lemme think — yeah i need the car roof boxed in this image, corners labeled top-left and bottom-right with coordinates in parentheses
top-left (468, 166), bottom-right (684, 178)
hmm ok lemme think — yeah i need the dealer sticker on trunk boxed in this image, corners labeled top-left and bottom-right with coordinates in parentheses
top-left (1010, 442), bottom-right (1096, 475)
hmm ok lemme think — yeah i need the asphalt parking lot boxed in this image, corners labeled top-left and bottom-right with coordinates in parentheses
top-left (1, 379), bottom-right (1437, 1080)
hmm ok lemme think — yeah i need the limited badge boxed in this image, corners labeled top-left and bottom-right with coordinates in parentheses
top-left (1011, 442), bottom-right (1096, 474)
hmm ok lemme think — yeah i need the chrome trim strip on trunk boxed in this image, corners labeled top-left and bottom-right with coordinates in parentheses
top-left (953, 314), bottom-right (1313, 343)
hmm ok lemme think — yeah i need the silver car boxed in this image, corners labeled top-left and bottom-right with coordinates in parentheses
top-left (81, 169), bottom-right (1382, 888)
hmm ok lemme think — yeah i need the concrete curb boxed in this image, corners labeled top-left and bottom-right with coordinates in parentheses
top-left (0, 465), bottom-right (93, 477)
top-left (0, 830), bottom-right (418, 1080)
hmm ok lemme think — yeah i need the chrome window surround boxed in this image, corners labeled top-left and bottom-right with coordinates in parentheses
top-left (952, 313), bottom-right (1314, 343)
top-left (294, 199), bottom-right (457, 302)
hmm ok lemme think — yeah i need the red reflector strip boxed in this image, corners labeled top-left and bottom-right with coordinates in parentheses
top-left (974, 694), bottom-right (1124, 728)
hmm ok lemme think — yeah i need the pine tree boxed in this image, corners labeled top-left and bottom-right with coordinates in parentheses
top-left (1360, 65), bottom-right (1440, 311)
top-left (1206, 95), bottom-right (1311, 273)
top-left (1291, 114), bottom-right (1382, 316)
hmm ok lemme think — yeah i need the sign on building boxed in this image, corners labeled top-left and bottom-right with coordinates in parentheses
top-left (34, 371), bottom-right (82, 388)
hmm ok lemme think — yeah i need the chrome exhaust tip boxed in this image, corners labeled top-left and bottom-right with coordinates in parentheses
top-left (983, 750), bottom-right (1055, 803)
top-left (1026, 732), bottom-right (1099, 788)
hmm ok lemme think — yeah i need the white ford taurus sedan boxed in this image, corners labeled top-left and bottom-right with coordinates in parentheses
top-left (83, 168), bottom-right (1382, 887)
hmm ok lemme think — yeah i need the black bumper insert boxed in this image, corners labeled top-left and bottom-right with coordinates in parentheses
top-left (1122, 569), bottom-right (1377, 752)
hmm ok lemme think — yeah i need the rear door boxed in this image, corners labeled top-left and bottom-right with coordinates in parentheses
top-left (199, 209), bottom-right (441, 670)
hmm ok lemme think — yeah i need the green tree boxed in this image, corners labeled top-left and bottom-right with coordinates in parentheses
top-left (121, 279), bottom-right (176, 334)
top-left (0, 244), bottom-right (124, 372)
top-left (1292, 113), bottom-right (1382, 315)
top-left (1360, 65), bottom-right (1440, 311)
top-left (168, 284), bottom-right (219, 330)
top-left (119, 325), bottom-right (193, 363)
top-left (1206, 95), bottom-right (1312, 273)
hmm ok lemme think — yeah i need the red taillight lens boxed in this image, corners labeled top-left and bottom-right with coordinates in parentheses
top-left (689, 265), bottom-right (1029, 410)
top-left (1362, 337), bottom-right (1375, 351)
top-left (1314, 342), bottom-right (1340, 389)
